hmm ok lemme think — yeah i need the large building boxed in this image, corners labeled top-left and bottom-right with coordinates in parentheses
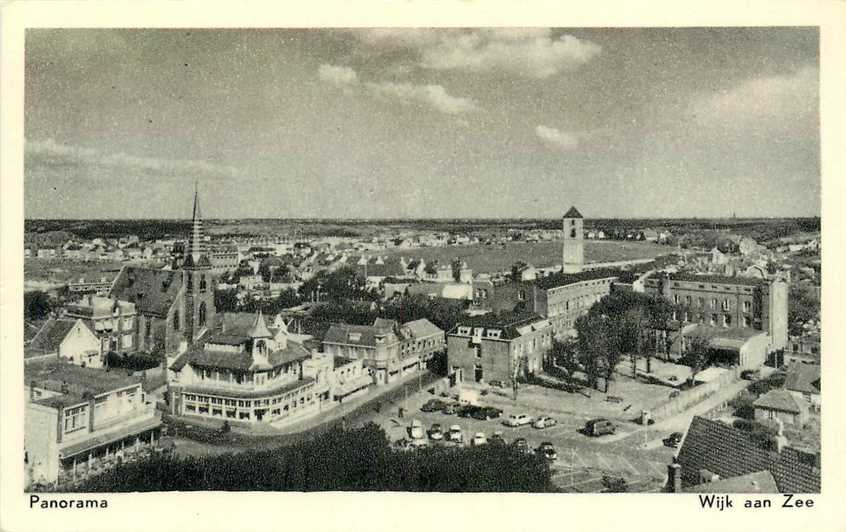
top-left (168, 311), bottom-right (321, 426)
top-left (561, 206), bottom-right (584, 274)
top-left (447, 312), bottom-right (553, 384)
top-left (644, 272), bottom-right (788, 353)
top-left (110, 188), bottom-right (217, 356)
top-left (322, 318), bottom-right (445, 386)
top-left (25, 359), bottom-right (162, 488)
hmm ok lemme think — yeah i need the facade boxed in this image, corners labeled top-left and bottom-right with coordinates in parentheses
top-left (785, 334), bottom-right (820, 365)
top-left (24, 360), bottom-right (161, 487)
top-left (683, 325), bottom-right (771, 369)
top-left (67, 276), bottom-right (114, 296)
top-left (447, 312), bottom-right (553, 385)
top-left (168, 311), bottom-right (319, 426)
top-left (644, 273), bottom-right (788, 353)
top-left (25, 319), bottom-right (102, 368)
top-left (209, 242), bottom-right (240, 275)
top-left (532, 269), bottom-right (617, 337)
top-left (561, 206), bottom-right (584, 274)
top-left (63, 295), bottom-right (137, 355)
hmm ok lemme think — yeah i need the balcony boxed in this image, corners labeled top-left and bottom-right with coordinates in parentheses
top-left (91, 402), bottom-right (157, 433)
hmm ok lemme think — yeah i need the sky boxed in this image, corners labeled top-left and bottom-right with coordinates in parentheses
top-left (24, 28), bottom-right (820, 219)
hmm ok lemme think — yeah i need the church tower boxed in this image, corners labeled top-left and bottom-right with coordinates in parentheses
top-left (562, 206), bottom-right (584, 274)
top-left (182, 184), bottom-right (216, 343)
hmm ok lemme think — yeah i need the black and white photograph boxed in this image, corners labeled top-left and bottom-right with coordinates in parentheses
top-left (2, 3), bottom-right (845, 532)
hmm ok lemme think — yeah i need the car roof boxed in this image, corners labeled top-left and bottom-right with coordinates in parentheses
top-left (450, 425), bottom-right (461, 430)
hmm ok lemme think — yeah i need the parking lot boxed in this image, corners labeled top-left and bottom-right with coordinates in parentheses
top-left (367, 385), bottom-right (678, 492)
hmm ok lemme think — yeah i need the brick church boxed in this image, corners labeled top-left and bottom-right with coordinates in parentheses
top-left (110, 187), bottom-right (217, 358)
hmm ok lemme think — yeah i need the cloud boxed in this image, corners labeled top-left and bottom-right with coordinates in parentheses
top-left (317, 64), bottom-right (359, 86)
top-left (318, 65), bottom-right (478, 115)
top-left (350, 28), bottom-right (601, 79)
top-left (365, 81), bottom-right (478, 114)
top-left (26, 138), bottom-right (240, 179)
top-left (690, 66), bottom-right (818, 133)
top-left (535, 125), bottom-right (579, 150)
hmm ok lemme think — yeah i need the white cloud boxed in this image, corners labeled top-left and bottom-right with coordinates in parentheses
top-left (351, 28), bottom-right (601, 79)
top-left (318, 65), bottom-right (478, 115)
top-left (535, 125), bottom-right (579, 150)
top-left (26, 138), bottom-right (240, 179)
top-left (365, 81), bottom-right (478, 114)
top-left (690, 66), bottom-right (818, 132)
top-left (317, 64), bottom-right (359, 86)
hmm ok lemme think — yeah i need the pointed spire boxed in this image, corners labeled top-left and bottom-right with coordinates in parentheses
top-left (192, 180), bottom-right (202, 220)
top-left (185, 181), bottom-right (207, 268)
top-left (247, 310), bottom-right (272, 339)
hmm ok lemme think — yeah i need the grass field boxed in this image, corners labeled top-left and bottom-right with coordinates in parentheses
top-left (383, 240), bottom-right (671, 274)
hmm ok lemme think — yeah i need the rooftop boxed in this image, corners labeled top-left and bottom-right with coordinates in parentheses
top-left (668, 272), bottom-right (766, 287)
top-left (684, 470), bottom-right (779, 494)
top-left (170, 340), bottom-right (311, 373)
top-left (450, 311), bottom-right (547, 340)
top-left (677, 416), bottom-right (819, 493)
top-left (563, 206), bottom-right (583, 219)
top-left (28, 319), bottom-right (92, 355)
top-left (109, 266), bottom-right (184, 317)
top-left (533, 268), bottom-right (620, 290)
top-left (784, 362), bottom-right (820, 395)
top-left (26, 359), bottom-right (142, 409)
top-left (754, 389), bottom-right (804, 414)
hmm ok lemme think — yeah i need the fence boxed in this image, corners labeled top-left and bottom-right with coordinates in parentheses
top-left (648, 367), bottom-right (739, 421)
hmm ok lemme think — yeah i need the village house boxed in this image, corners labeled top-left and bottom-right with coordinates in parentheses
top-left (784, 362), bottom-right (821, 410)
top-left (25, 359), bottom-right (162, 488)
top-left (754, 389), bottom-right (809, 427)
top-left (25, 319), bottom-right (102, 368)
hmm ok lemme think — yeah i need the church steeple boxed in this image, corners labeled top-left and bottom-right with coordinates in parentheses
top-left (184, 182), bottom-right (209, 269)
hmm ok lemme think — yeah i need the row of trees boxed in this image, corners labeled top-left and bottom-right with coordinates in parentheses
top-left (74, 423), bottom-right (554, 492)
top-left (548, 290), bottom-right (713, 393)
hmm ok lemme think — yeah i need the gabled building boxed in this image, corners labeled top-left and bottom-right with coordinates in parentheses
top-left (784, 362), bottom-right (821, 409)
top-left (63, 295), bottom-right (137, 355)
top-left (26, 319), bottom-right (102, 368)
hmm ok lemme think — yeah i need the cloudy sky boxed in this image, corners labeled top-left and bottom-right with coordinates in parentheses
top-left (25, 28), bottom-right (819, 219)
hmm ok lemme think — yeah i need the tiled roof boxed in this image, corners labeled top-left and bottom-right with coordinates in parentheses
top-left (533, 268), bottom-right (619, 290)
top-left (110, 266), bottom-right (183, 317)
top-left (754, 390), bottom-right (803, 414)
top-left (668, 273), bottom-right (766, 287)
top-left (450, 312), bottom-right (547, 340)
top-left (677, 416), bottom-right (820, 493)
top-left (401, 318), bottom-right (443, 339)
top-left (785, 362), bottom-right (820, 395)
top-left (323, 323), bottom-right (400, 348)
top-left (170, 340), bottom-right (311, 372)
top-left (24, 320), bottom-right (46, 344)
top-left (563, 206), bottom-right (583, 219)
top-left (29, 319), bottom-right (85, 354)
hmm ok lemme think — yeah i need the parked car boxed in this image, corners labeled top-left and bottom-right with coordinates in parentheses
top-left (536, 442), bottom-right (557, 461)
top-left (504, 414), bottom-right (534, 427)
top-left (488, 380), bottom-right (506, 388)
top-left (606, 395), bottom-right (623, 404)
top-left (584, 418), bottom-right (616, 437)
top-left (512, 437), bottom-right (530, 454)
top-left (471, 406), bottom-right (503, 420)
top-left (421, 399), bottom-right (446, 412)
top-left (663, 432), bottom-right (684, 448)
top-left (532, 416), bottom-right (557, 429)
top-left (471, 432), bottom-right (488, 447)
top-left (488, 431), bottom-right (506, 446)
top-left (457, 405), bottom-right (482, 418)
top-left (428, 423), bottom-right (444, 441)
top-left (741, 369), bottom-right (760, 381)
top-left (447, 425), bottom-right (463, 443)
top-left (409, 419), bottom-right (425, 440)
top-left (442, 403), bottom-right (457, 415)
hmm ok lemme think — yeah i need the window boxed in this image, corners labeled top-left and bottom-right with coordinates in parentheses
top-left (172, 310), bottom-right (180, 331)
top-left (698, 297), bottom-right (704, 308)
top-left (710, 314), bottom-right (717, 326)
top-left (187, 274), bottom-right (193, 292)
top-left (743, 316), bottom-right (752, 327)
top-left (710, 298), bottom-right (717, 310)
top-left (721, 299), bottom-right (730, 311)
top-left (198, 302), bottom-right (207, 327)
top-left (145, 320), bottom-right (152, 338)
top-left (63, 406), bottom-right (86, 434)
top-left (200, 275), bottom-right (207, 292)
top-left (724, 315), bottom-right (731, 327)
top-left (673, 294), bottom-right (680, 304)
top-left (743, 301), bottom-right (751, 312)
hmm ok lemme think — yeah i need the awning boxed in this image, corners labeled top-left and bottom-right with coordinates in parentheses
top-left (334, 375), bottom-right (372, 397)
top-left (59, 415), bottom-right (162, 459)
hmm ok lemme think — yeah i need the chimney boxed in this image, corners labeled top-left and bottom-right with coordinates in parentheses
top-left (667, 461), bottom-right (682, 493)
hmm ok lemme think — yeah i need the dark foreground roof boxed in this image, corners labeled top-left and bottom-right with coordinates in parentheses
top-left (677, 416), bottom-right (819, 493)
top-left (533, 268), bottom-right (619, 290)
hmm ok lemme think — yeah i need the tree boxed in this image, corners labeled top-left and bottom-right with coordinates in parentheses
top-left (214, 288), bottom-right (239, 313)
top-left (24, 290), bottom-right (52, 321)
top-left (788, 282), bottom-right (820, 335)
top-left (575, 314), bottom-right (607, 391)
top-left (682, 334), bottom-right (712, 385)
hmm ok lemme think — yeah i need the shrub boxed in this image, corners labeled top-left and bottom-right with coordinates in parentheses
top-left (729, 392), bottom-right (756, 420)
